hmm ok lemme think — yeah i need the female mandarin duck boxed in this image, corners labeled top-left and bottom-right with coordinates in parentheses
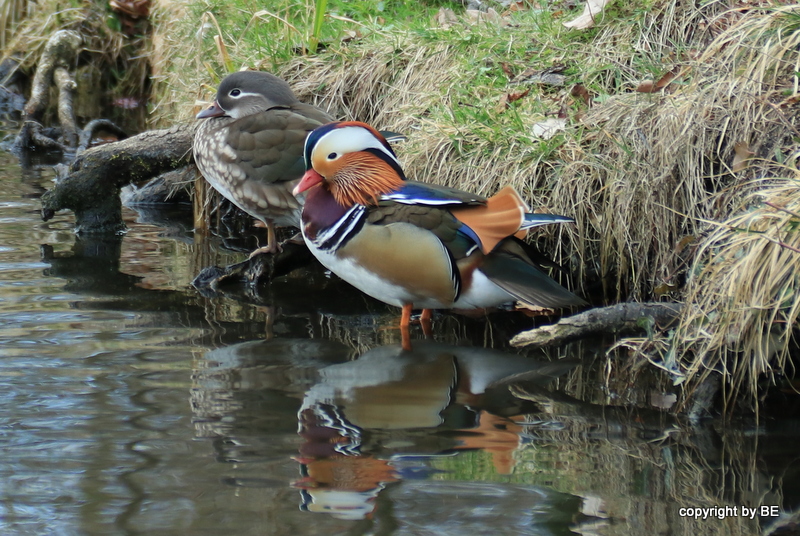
top-left (194, 71), bottom-right (334, 255)
top-left (293, 121), bottom-right (586, 342)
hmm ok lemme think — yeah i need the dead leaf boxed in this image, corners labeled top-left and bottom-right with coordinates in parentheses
top-left (507, 88), bottom-right (530, 103)
top-left (570, 84), bottom-right (591, 106)
top-left (109, 0), bottom-right (150, 18)
top-left (496, 89), bottom-right (529, 113)
top-left (636, 80), bottom-right (656, 93)
top-left (112, 97), bottom-right (141, 109)
top-left (511, 65), bottom-right (566, 86)
top-left (650, 391), bottom-right (677, 410)
top-left (500, 62), bottom-right (515, 79)
top-left (562, 0), bottom-right (611, 30)
top-left (340, 29), bottom-right (360, 44)
top-left (501, 1), bottom-right (531, 16)
top-left (636, 69), bottom-right (677, 93)
top-left (732, 141), bottom-right (754, 172)
top-left (655, 70), bottom-right (677, 91)
top-left (531, 117), bottom-right (567, 139)
top-left (653, 282), bottom-right (678, 297)
top-left (496, 94), bottom-right (509, 113)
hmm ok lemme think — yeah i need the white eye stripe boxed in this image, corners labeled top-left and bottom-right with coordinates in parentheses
top-left (314, 126), bottom-right (399, 167)
top-left (228, 90), bottom-right (261, 99)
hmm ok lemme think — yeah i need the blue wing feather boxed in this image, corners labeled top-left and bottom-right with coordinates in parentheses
top-left (457, 223), bottom-right (483, 253)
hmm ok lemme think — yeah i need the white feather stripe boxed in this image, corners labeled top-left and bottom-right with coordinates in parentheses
top-left (311, 205), bottom-right (366, 251)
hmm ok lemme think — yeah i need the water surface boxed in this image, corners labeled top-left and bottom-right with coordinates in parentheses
top-left (0, 149), bottom-right (797, 535)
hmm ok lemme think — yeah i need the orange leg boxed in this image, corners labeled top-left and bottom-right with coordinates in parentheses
top-left (401, 304), bottom-right (413, 351)
top-left (420, 308), bottom-right (433, 338)
top-left (401, 304), bottom-right (413, 327)
top-left (401, 324), bottom-right (412, 351)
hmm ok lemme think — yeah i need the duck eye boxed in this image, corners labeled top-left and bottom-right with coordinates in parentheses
top-left (230, 89), bottom-right (241, 97)
top-left (327, 152), bottom-right (338, 160)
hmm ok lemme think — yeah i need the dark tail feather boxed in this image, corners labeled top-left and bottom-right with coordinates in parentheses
top-left (481, 238), bottom-right (587, 309)
top-left (521, 212), bottom-right (574, 230)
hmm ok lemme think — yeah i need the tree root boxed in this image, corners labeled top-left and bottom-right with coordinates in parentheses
top-left (510, 301), bottom-right (684, 348)
top-left (54, 67), bottom-right (78, 147)
top-left (15, 29), bottom-right (82, 152)
top-left (78, 119), bottom-right (130, 153)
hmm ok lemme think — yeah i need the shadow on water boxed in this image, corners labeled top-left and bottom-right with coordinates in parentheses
top-left (1, 139), bottom-right (800, 535)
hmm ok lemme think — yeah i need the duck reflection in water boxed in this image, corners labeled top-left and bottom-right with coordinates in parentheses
top-left (292, 341), bottom-right (576, 521)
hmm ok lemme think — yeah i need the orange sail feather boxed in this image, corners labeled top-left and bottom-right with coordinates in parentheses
top-left (450, 186), bottom-right (529, 253)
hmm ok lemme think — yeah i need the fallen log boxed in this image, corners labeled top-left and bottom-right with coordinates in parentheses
top-left (510, 301), bottom-right (683, 347)
top-left (39, 121), bottom-right (313, 285)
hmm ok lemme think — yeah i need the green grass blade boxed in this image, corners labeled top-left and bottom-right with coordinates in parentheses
top-left (309, 0), bottom-right (328, 54)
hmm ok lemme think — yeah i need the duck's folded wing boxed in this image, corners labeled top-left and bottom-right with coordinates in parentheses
top-left (379, 180), bottom-right (487, 206)
top-left (232, 109), bottom-right (328, 184)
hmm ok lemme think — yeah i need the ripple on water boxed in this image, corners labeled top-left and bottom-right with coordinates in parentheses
top-left (0, 262), bottom-right (51, 272)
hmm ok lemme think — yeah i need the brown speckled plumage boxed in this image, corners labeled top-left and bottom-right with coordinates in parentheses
top-left (193, 71), bottom-right (333, 252)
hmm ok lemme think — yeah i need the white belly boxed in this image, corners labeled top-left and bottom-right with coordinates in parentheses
top-left (308, 241), bottom-right (443, 308)
top-left (453, 270), bottom-right (515, 309)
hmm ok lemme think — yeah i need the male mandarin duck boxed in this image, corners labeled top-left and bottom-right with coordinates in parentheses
top-left (193, 71), bottom-right (334, 254)
top-left (293, 121), bottom-right (586, 338)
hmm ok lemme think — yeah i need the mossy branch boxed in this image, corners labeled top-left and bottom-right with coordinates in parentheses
top-left (40, 123), bottom-right (197, 233)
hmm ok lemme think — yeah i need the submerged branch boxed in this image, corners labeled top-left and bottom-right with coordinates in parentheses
top-left (510, 301), bottom-right (684, 347)
top-left (192, 242), bottom-right (314, 293)
top-left (509, 383), bottom-right (680, 429)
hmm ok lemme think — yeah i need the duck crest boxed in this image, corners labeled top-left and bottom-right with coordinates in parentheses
top-left (330, 152), bottom-right (405, 208)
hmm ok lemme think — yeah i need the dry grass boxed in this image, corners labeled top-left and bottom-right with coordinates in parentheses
top-left (674, 176), bottom-right (800, 408)
top-left (554, 4), bottom-right (800, 301)
top-left (594, 4), bottom-right (800, 409)
top-left (0, 0), bottom-right (31, 51)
